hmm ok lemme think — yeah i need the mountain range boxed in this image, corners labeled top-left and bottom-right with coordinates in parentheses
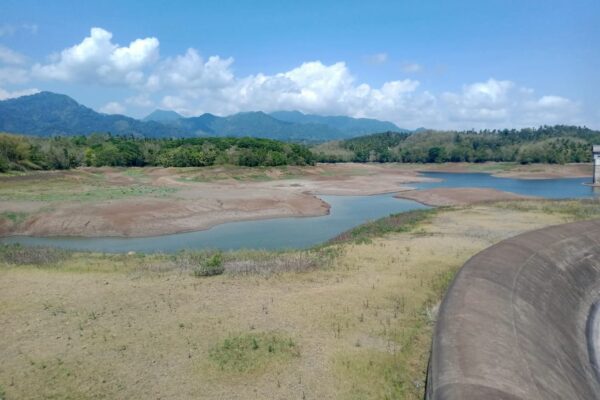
top-left (0, 91), bottom-right (406, 140)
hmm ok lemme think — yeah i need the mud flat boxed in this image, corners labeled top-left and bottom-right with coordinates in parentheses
top-left (0, 164), bottom-right (433, 237)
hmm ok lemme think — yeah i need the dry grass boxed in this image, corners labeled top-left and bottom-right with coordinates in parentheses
top-left (0, 201), bottom-right (583, 399)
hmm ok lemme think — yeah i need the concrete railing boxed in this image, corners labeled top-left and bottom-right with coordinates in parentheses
top-left (426, 219), bottom-right (600, 400)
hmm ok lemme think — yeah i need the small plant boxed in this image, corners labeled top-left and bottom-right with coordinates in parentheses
top-left (209, 332), bottom-right (299, 373)
top-left (192, 252), bottom-right (224, 277)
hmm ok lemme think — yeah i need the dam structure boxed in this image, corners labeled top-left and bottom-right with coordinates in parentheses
top-left (426, 219), bottom-right (600, 400)
top-left (594, 145), bottom-right (600, 185)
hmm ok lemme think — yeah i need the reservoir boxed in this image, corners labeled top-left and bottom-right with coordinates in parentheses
top-left (1, 172), bottom-right (597, 252)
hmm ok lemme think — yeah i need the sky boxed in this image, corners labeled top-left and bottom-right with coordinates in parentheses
top-left (0, 0), bottom-right (598, 129)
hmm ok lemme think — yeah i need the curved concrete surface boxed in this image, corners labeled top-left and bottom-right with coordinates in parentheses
top-left (426, 219), bottom-right (600, 400)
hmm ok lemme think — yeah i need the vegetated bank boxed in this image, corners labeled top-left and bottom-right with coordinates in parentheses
top-left (0, 133), bottom-right (315, 172)
top-left (313, 125), bottom-right (599, 164)
top-left (2, 124), bottom-right (599, 173)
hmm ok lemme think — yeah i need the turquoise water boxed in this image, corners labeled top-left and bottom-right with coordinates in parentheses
top-left (1, 172), bottom-right (597, 253)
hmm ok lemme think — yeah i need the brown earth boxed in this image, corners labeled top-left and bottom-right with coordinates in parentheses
top-left (0, 164), bottom-right (433, 237)
top-left (395, 187), bottom-right (532, 206)
top-left (0, 162), bottom-right (588, 237)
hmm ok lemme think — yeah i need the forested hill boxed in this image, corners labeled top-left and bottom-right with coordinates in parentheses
top-left (0, 133), bottom-right (315, 172)
top-left (312, 126), bottom-right (600, 164)
top-left (0, 91), bottom-right (403, 140)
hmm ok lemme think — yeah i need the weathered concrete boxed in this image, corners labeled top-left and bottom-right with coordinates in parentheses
top-left (426, 219), bottom-right (600, 400)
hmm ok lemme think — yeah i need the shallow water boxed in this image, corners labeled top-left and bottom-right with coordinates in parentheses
top-left (1, 172), bottom-right (598, 252)
top-left (0, 194), bottom-right (428, 252)
top-left (415, 172), bottom-right (598, 199)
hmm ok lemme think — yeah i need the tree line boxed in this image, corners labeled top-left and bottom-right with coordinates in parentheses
top-left (0, 133), bottom-right (315, 172)
top-left (313, 125), bottom-right (600, 164)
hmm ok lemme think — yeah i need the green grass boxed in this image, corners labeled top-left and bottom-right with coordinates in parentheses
top-left (0, 211), bottom-right (28, 225)
top-left (494, 198), bottom-right (600, 221)
top-left (328, 208), bottom-right (439, 244)
top-left (465, 162), bottom-right (516, 172)
top-left (0, 184), bottom-right (177, 202)
top-left (209, 332), bottom-right (299, 373)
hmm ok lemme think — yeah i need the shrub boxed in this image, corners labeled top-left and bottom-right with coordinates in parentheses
top-left (192, 252), bottom-right (224, 277)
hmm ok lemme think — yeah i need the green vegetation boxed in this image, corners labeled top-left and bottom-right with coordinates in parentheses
top-left (313, 125), bottom-right (599, 164)
top-left (0, 178), bottom-right (177, 202)
top-left (329, 208), bottom-right (438, 244)
top-left (494, 198), bottom-right (600, 221)
top-left (0, 133), bottom-right (315, 172)
top-left (209, 332), bottom-right (299, 373)
top-left (192, 252), bottom-right (225, 277)
top-left (0, 211), bottom-right (28, 225)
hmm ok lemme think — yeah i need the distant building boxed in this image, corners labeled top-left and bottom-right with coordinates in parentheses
top-left (594, 145), bottom-right (600, 185)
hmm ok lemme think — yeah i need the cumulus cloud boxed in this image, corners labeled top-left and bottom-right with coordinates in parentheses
top-left (32, 27), bottom-right (159, 85)
top-left (0, 45), bottom-right (27, 65)
top-left (0, 67), bottom-right (30, 85)
top-left (26, 27), bottom-right (586, 129)
top-left (438, 79), bottom-right (581, 128)
top-left (99, 101), bottom-right (126, 114)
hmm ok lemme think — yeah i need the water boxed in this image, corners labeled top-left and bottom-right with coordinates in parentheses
top-left (415, 172), bottom-right (597, 199)
top-left (0, 194), bottom-right (428, 253)
top-left (1, 172), bottom-right (597, 253)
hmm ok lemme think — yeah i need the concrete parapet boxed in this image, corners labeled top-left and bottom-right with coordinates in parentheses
top-left (426, 219), bottom-right (600, 400)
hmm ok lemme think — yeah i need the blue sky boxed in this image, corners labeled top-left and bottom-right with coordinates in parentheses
top-left (0, 0), bottom-right (598, 129)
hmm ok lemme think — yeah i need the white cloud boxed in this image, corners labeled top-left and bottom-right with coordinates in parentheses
top-left (0, 87), bottom-right (39, 100)
top-left (0, 45), bottom-right (27, 65)
top-left (439, 79), bottom-right (581, 128)
top-left (0, 67), bottom-right (30, 85)
top-left (126, 94), bottom-right (154, 108)
top-left (401, 62), bottom-right (422, 73)
top-left (99, 101), bottom-right (126, 114)
top-left (364, 53), bottom-right (388, 65)
top-left (32, 27), bottom-right (159, 85)
top-left (26, 27), bottom-right (586, 129)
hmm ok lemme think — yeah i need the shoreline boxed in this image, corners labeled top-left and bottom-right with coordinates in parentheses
top-left (0, 163), bottom-right (593, 239)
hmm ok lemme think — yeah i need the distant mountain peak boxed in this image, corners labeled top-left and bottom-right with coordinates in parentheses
top-left (0, 91), bottom-right (408, 140)
top-left (143, 109), bottom-right (183, 122)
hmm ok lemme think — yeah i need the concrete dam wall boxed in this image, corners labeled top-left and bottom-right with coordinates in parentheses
top-left (426, 219), bottom-right (600, 400)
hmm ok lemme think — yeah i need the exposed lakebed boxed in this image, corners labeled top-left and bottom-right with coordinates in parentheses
top-left (2, 172), bottom-right (598, 252)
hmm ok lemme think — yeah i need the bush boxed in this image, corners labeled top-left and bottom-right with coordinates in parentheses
top-left (192, 252), bottom-right (224, 277)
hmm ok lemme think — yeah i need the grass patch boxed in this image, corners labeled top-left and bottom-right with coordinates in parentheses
top-left (493, 198), bottom-right (600, 221)
top-left (209, 332), bottom-right (299, 373)
top-left (0, 211), bottom-right (28, 225)
top-left (335, 266), bottom-right (459, 400)
top-left (329, 208), bottom-right (438, 244)
top-left (0, 244), bottom-right (71, 267)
